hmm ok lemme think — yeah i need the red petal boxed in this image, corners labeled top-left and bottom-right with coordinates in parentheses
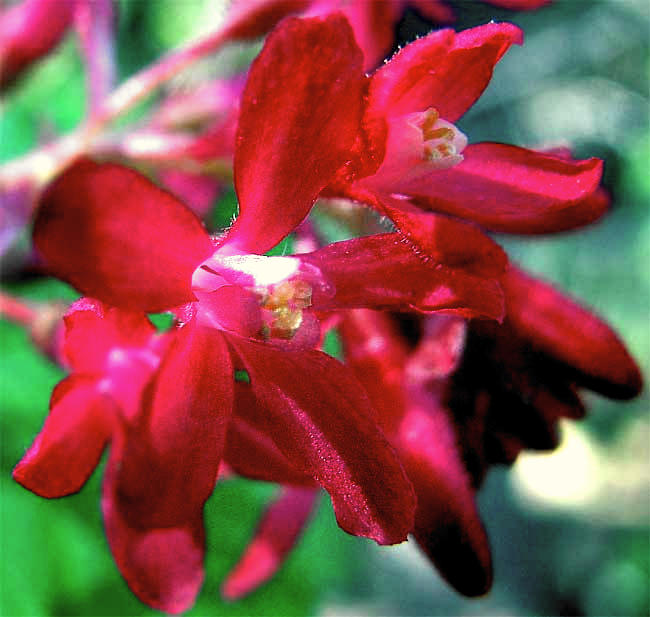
top-left (367, 193), bottom-right (508, 278)
top-left (409, 0), bottom-right (455, 23)
top-left (400, 399), bottom-right (493, 596)
top-left (103, 461), bottom-right (206, 614)
top-left (34, 159), bottom-right (213, 312)
top-left (228, 336), bottom-right (416, 545)
top-left (307, 0), bottom-right (402, 70)
top-left (114, 320), bottom-right (233, 529)
top-left (227, 384), bottom-right (316, 487)
top-left (101, 321), bottom-right (233, 612)
top-left (221, 487), bottom-right (318, 600)
top-left (13, 375), bottom-right (113, 498)
top-left (366, 23), bottom-right (522, 123)
top-left (503, 266), bottom-right (643, 398)
top-left (62, 298), bottom-right (157, 373)
top-left (403, 143), bottom-right (606, 234)
top-left (229, 15), bottom-right (365, 253)
top-left (339, 309), bottom-right (409, 436)
top-left (301, 234), bottom-right (505, 321)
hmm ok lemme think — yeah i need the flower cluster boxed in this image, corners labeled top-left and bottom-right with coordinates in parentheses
top-left (2, 0), bottom-right (642, 614)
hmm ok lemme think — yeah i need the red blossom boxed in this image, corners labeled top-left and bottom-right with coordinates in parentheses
top-left (324, 22), bottom-right (609, 243)
top-left (16, 14), bottom-right (508, 612)
top-left (338, 265), bottom-right (642, 596)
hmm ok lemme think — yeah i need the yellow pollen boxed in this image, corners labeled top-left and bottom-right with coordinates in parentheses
top-left (414, 107), bottom-right (467, 167)
top-left (259, 279), bottom-right (313, 340)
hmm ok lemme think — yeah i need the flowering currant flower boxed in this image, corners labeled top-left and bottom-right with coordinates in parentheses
top-left (17, 14), bottom-right (512, 613)
top-left (338, 266), bottom-right (642, 597)
top-left (324, 22), bottom-right (609, 248)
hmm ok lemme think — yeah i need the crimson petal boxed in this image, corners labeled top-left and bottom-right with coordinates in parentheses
top-left (403, 143), bottom-right (606, 234)
top-left (103, 321), bottom-right (233, 612)
top-left (228, 336), bottom-right (416, 545)
top-left (13, 375), bottom-right (113, 498)
top-left (222, 487), bottom-right (318, 600)
top-left (227, 384), bottom-right (316, 487)
top-left (34, 159), bottom-right (214, 312)
top-left (301, 234), bottom-right (505, 320)
top-left (115, 320), bottom-right (233, 528)
top-left (402, 399), bottom-right (493, 597)
top-left (503, 266), bottom-right (643, 398)
top-left (229, 15), bottom-right (365, 253)
top-left (103, 462), bottom-right (205, 614)
top-left (366, 23), bottom-right (522, 123)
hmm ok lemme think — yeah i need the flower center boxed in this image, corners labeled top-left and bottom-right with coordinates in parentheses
top-left (412, 107), bottom-right (467, 169)
top-left (258, 279), bottom-right (313, 340)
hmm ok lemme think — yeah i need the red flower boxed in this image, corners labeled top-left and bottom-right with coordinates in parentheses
top-left (338, 265), bottom-right (642, 597)
top-left (327, 22), bottom-right (609, 244)
top-left (16, 14), bottom-right (512, 612)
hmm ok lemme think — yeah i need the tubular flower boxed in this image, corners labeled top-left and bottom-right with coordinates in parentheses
top-left (338, 265), bottom-right (642, 597)
top-left (326, 22), bottom-right (609, 244)
top-left (18, 14), bottom-right (510, 613)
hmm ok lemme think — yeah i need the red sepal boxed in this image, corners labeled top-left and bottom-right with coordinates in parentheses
top-left (503, 266), bottom-right (643, 398)
top-left (404, 144), bottom-right (607, 234)
top-left (228, 336), bottom-right (416, 545)
top-left (302, 234), bottom-right (505, 321)
top-left (229, 15), bottom-right (365, 253)
top-left (34, 159), bottom-right (213, 312)
top-left (13, 375), bottom-right (113, 498)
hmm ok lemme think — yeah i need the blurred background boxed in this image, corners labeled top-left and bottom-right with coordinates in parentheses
top-left (1, 0), bottom-right (648, 615)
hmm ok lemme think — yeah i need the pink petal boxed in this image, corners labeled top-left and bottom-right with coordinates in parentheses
top-left (366, 23), bottom-right (522, 123)
top-left (228, 336), bottom-right (416, 545)
top-left (222, 487), bottom-right (318, 600)
top-left (13, 375), bottom-right (113, 498)
top-left (194, 285), bottom-right (263, 337)
top-left (401, 143), bottom-right (607, 233)
top-left (503, 266), bottom-right (643, 398)
top-left (301, 234), bottom-right (505, 321)
top-left (34, 159), bottom-right (214, 312)
top-left (62, 298), bottom-right (157, 374)
top-left (228, 15), bottom-right (365, 253)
